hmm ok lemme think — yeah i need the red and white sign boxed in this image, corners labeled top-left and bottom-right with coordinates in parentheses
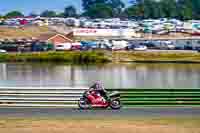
top-left (73, 28), bottom-right (140, 37)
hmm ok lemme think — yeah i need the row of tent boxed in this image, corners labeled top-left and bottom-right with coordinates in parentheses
top-left (1, 17), bottom-right (200, 35)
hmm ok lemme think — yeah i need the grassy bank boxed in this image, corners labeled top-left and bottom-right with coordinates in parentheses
top-left (113, 51), bottom-right (200, 63)
top-left (1, 51), bottom-right (200, 63)
top-left (0, 26), bottom-right (56, 39)
top-left (0, 117), bottom-right (199, 133)
top-left (0, 51), bottom-right (110, 63)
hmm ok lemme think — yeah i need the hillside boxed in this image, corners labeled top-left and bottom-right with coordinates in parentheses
top-left (0, 26), bottom-right (57, 39)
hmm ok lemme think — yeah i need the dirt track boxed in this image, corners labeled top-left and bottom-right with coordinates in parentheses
top-left (0, 117), bottom-right (200, 133)
top-left (0, 107), bottom-right (200, 133)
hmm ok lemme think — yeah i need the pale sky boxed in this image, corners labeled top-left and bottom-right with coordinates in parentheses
top-left (0, 0), bottom-right (131, 15)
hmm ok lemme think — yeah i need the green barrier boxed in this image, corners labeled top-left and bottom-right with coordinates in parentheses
top-left (107, 89), bottom-right (200, 106)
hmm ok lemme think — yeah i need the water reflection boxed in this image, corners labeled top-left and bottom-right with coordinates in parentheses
top-left (0, 63), bottom-right (200, 88)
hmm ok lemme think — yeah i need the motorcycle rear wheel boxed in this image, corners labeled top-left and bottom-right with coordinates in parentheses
top-left (78, 98), bottom-right (91, 110)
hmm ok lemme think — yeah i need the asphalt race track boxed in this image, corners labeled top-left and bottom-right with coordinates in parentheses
top-left (0, 107), bottom-right (200, 118)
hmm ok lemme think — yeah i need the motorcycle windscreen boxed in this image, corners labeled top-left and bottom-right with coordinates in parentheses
top-left (109, 92), bottom-right (120, 98)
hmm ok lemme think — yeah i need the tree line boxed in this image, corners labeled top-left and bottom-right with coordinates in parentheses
top-left (125, 0), bottom-right (194, 20)
top-left (0, 6), bottom-right (77, 18)
top-left (0, 0), bottom-right (199, 20)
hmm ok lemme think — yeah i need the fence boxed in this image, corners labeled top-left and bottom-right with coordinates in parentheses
top-left (111, 89), bottom-right (200, 107)
top-left (0, 87), bottom-right (200, 107)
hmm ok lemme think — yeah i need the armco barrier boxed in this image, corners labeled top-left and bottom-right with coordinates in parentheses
top-left (110, 89), bottom-right (200, 107)
top-left (0, 87), bottom-right (87, 107)
top-left (0, 87), bottom-right (200, 107)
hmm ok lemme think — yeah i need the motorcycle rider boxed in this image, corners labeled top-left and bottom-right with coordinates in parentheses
top-left (87, 81), bottom-right (107, 104)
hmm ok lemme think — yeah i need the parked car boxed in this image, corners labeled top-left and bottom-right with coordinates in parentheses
top-left (55, 43), bottom-right (72, 51)
top-left (196, 47), bottom-right (200, 52)
top-left (167, 44), bottom-right (175, 50)
top-left (184, 45), bottom-right (193, 50)
top-left (159, 41), bottom-right (175, 50)
top-left (0, 49), bottom-right (7, 53)
top-left (142, 42), bottom-right (156, 49)
top-left (111, 40), bottom-right (128, 51)
top-left (81, 41), bottom-right (98, 49)
top-left (174, 46), bottom-right (184, 50)
top-left (126, 44), bottom-right (136, 50)
top-left (71, 42), bottom-right (82, 50)
top-left (134, 45), bottom-right (147, 51)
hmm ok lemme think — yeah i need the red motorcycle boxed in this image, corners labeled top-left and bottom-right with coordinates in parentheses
top-left (78, 90), bottom-right (121, 110)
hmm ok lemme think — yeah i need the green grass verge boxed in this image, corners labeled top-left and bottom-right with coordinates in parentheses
top-left (0, 51), bottom-right (110, 63)
top-left (1, 51), bottom-right (200, 63)
top-left (113, 51), bottom-right (200, 63)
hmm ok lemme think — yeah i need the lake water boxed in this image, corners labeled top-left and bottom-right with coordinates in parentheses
top-left (0, 63), bottom-right (200, 88)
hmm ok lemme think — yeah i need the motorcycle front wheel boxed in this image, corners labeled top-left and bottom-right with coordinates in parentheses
top-left (110, 99), bottom-right (121, 110)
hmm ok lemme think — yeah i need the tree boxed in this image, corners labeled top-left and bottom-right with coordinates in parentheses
top-left (29, 12), bottom-right (39, 17)
top-left (57, 12), bottom-right (65, 18)
top-left (82, 0), bottom-right (124, 18)
top-left (126, 0), bottom-right (195, 20)
top-left (177, 0), bottom-right (192, 20)
top-left (83, 3), bottom-right (113, 18)
top-left (129, 0), bottom-right (142, 5)
top-left (5, 11), bottom-right (24, 18)
top-left (40, 10), bottom-right (57, 17)
top-left (143, 0), bottom-right (155, 18)
top-left (124, 1), bottom-right (144, 19)
top-left (82, 0), bottom-right (107, 10)
top-left (64, 6), bottom-right (77, 17)
top-left (191, 0), bottom-right (200, 19)
top-left (192, 0), bottom-right (200, 19)
top-left (108, 0), bottom-right (125, 17)
top-left (159, 0), bottom-right (178, 18)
